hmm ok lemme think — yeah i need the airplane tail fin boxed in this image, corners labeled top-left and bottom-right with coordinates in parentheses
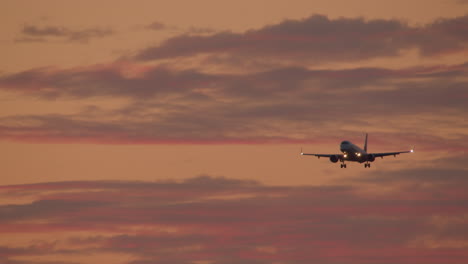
top-left (364, 133), bottom-right (368, 152)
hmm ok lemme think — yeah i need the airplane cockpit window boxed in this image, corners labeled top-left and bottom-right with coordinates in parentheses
top-left (341, 141), bottom-right (350, 145)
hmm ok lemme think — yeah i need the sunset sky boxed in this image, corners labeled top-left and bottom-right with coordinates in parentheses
top-left (1, 1), bottom-right (468, 263)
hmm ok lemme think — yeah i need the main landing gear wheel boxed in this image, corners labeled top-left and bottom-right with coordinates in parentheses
top-left (364, 163), bottom-right (371, 168)
top-left (340, 164), bottom-right (347, 168)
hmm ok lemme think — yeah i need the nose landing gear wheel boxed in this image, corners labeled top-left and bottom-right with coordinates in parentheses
top-left (364, 163), bottom-right (371, 168)
top-left (340, 164), bottom-right (347, 168)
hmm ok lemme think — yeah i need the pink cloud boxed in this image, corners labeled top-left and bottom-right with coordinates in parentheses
top-left (1, 175), bottom-right (468, 263)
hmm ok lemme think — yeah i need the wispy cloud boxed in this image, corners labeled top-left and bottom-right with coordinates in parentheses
top-left (17, 24), bottom-right (114, 43)
top-left (1, 174), bottom-right (468, 263)
top-left (143, 21), bottom-right (215, 35)
top-left (22, 25), bottom-right (69, 37)
top-left (145, 21), bottom-right (167, 31)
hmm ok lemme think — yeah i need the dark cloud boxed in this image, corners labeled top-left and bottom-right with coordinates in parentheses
top-left (0, 246), bottom-right (30, 258)
top-left (0, 199), bottom-right (110, 222)
top-left (19, 24), bottom-right (114, 43)
top-left (3, 15), bottom-right (467, 145)
top-left (0, 107), bottom-right (464, 146)
top-left (135, 15), bottom-right (410, 62)
top-left (145, 21), bottom-right (167, 31)
top-left (67, 28), bottom-right (114, 42)
top-left (22, 25), bottom-right (67, 37)
top-left (1, 175), bottom-right (468, 263)
top-left (417, 15), bottom-right (468, 56)
top-left (0, 63), bottom-right (466, 145)
top-left (349, 155), bottom-right (468, 184)
top-left (143, 21), bottom-right (215, 35)
top-left (2, 61), bottom-right (467, 104)
top-left (362, 168), bottom-right (468, 184)
top-left (352, 166), bottom-right (468, 202)
top-left (0, 65), bottom-right (218, 99)
top-left (134, 14), bottom-right (468, 62)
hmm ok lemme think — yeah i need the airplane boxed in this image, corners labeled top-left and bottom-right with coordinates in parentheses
top-left (300, 133), bottom-right (413, 168)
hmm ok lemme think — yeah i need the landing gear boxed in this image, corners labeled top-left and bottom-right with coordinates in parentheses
top-left (340, 163), bottom-right (347, 168)
top-left (364, 163), bottom-right (371, 168)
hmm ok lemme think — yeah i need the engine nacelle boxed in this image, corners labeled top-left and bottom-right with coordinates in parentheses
top-left (329, 155), bottom-right (339, 163)
top-left (367, 154), bottom-right (375, 162)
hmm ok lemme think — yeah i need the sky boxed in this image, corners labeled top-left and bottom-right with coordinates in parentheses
top-left (0, 0), bottom-right (467, 263)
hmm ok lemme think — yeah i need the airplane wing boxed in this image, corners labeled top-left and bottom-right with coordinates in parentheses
top-left (300, 152), bottom-right (344, 158)
top-left (370, 149), bottom-right (414, 158)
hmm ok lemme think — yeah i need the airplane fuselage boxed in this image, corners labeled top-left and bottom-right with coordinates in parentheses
top-left (340, 140), bottom-right (368, 163)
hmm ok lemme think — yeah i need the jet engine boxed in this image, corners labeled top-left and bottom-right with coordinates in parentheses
top-left (329, 155), bottom-right (339, 163)
top-left (367, 154), bottom-right (375, 162)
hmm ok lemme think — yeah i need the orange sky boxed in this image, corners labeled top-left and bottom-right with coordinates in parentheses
top-left (1, 1), bottom-right (468, 263)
